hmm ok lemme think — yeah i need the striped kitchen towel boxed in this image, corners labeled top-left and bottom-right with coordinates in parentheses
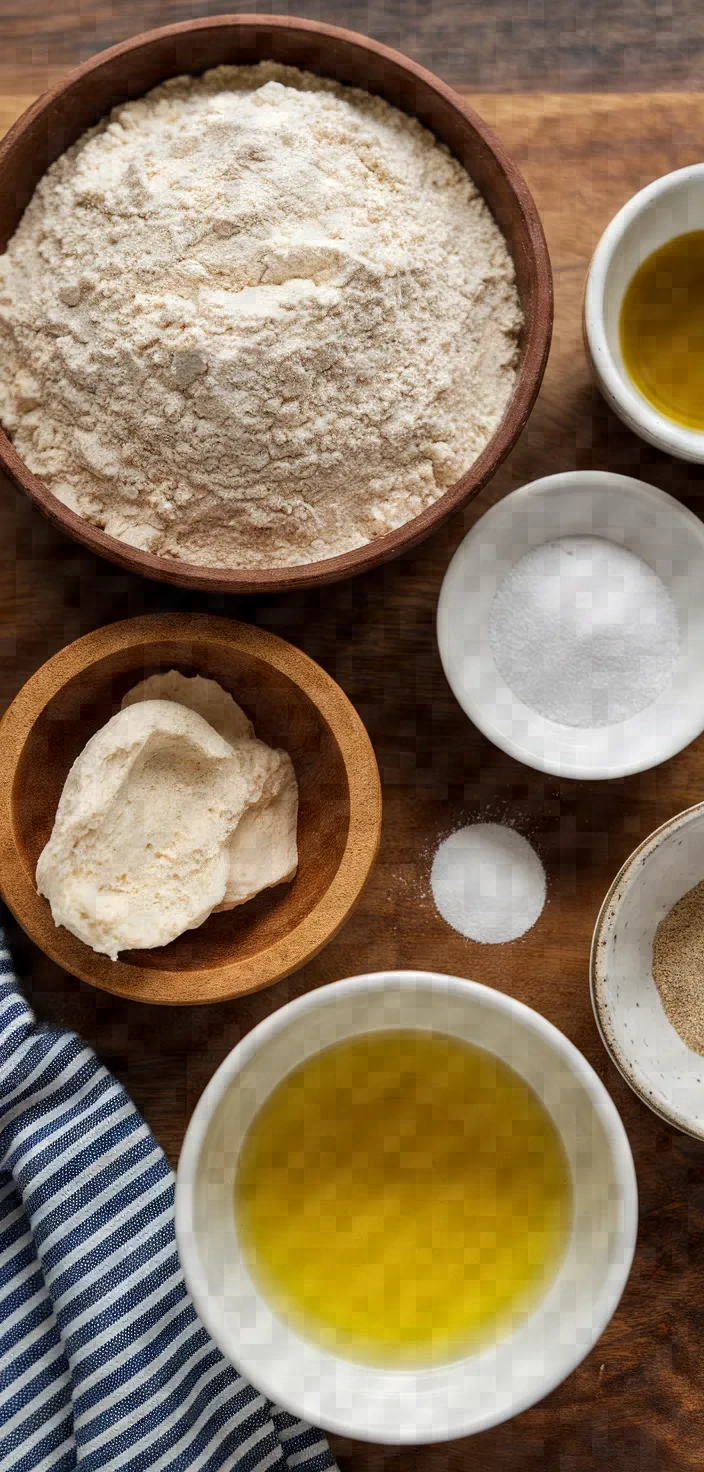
top-left (0, 935), bottom-right (338, 1472)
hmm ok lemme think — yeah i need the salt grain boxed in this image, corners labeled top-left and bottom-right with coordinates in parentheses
top-left (430, 823), bottom-right (546, 944)
top-left (488, 536), bottom-right (679, 728)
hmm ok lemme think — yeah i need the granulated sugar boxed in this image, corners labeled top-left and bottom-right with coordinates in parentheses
top-left (430, 823), bottom-right (546, 944)
top-left (488, 536), bottom-right (679, 728)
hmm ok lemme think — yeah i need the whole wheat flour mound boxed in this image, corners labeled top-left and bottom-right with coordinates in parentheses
top-left (0, 64), bottom-right (522, 569)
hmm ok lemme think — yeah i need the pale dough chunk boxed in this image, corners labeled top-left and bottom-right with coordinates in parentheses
top-left (36, 700), bottom-right (262, 959)
top-left (122, 670), bottom-right (253, 742)
top-left (217, 751), bottom-right (298, 908)
top-left (122, 670), bottom-right (299, 908)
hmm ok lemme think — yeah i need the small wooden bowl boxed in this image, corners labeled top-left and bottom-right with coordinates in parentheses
top-left (0, 14), bottom-right (552, 595)
top-left (0, 614), bottom-right (382, 1005)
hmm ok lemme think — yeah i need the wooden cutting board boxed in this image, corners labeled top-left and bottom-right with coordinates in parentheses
top-left (2, 89), bottom-right (704, 1472)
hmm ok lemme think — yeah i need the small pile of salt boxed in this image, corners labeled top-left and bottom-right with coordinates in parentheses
top-left (430, 823), bottom-right (546, 944)
top-left (488, 536), bottom-right (679, 728)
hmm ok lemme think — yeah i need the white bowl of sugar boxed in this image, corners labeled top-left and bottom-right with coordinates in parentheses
top-left (437, 470), bottom-right (704, 780)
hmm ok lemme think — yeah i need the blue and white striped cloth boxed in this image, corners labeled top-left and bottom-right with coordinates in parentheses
top-left (0, 936), bottom-right (338, 1472)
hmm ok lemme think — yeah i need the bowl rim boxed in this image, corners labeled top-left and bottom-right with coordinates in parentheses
top-left (0, 12), bottom-right (553, 595)
top-left (590, 799), bottom-right (704, 1140)
top-left (436, 467), bottom-right (704, 780)
top-left (0, 612), bottom-right (382, 1005)
top-left (584, 163), bottom-right (704, 462)
top-left (175, 968), bottom-right (638, 1443)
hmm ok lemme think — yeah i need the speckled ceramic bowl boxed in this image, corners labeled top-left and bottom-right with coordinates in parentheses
top-left (591, 803), bottom-right (704, 1139)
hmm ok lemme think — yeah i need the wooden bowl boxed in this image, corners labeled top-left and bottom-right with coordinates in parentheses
top-left (0, 614), bottom-right (382, 1004)
top-left (0, 15), bottom-right (553, 595)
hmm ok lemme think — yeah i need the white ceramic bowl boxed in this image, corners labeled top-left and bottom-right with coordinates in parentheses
top-left (175, 970), bottom-right (637, 1445)
top-left (592, 803), bottom-right (704, 1140)
top-left (436, 469), bottom-right (704, 781)
top-left (584, 165), bottom-right (704, 460)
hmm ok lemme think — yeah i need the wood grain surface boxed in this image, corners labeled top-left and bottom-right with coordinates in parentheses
top-left (2, 49), bottom-right (704, 1472)
top-left (1, 0), bottom-right (703, 93)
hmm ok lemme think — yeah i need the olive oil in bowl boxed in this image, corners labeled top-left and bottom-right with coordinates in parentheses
top-left (234, 1030), bottom-right (572, 1366)
top-left (620, 230), bottom-right (704, 429)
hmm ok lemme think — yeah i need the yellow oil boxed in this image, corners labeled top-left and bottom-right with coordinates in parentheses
top-left (620, 230), bottom-right (704, 428)
top-left (233, 1030), bottom-right (572, 1366)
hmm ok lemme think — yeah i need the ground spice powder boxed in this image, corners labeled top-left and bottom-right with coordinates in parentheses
top-left (652, 880), bottom-right (704, 1054)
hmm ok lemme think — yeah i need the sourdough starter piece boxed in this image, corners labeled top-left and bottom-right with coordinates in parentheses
top-left (0, 64), bottom-right (522, 569)
top-left (123, 671), bottom-right (254, 743)
top-left (121, 671), bottom-right (298, 908)
top-left (36, 693), bottom-right (298, 959)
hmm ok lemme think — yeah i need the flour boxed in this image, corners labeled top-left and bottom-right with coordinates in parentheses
top-left (0, 64), bottom-right (522, 569)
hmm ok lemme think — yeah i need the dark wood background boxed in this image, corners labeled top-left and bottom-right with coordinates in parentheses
top-left (2, 6), bottom-right (704, 1471)
top-left (2, 0), bottom-right (704, 92)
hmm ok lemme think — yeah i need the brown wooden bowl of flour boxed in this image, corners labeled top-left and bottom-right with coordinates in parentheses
top-left (0, 613), bottom-right (382, 1004)
top-left (0, 15), bottom-right (552, 594)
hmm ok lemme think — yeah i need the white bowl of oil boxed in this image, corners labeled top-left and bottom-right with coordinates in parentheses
top-left (585, 165), bottom-right (704, 460)
top-left (175, 971), bottom-right (637, 1444)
